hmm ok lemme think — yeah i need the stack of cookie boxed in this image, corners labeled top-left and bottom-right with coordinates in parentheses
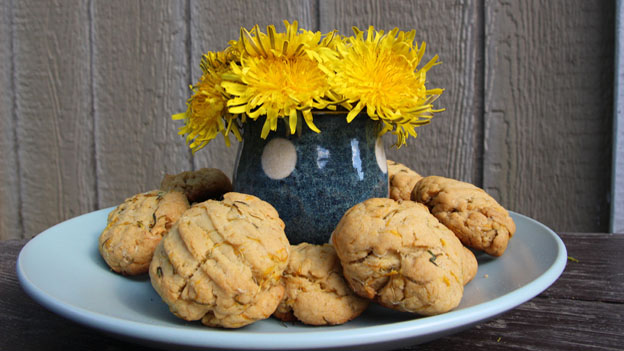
top-left (98, 168), bottom-right (366, 328)
top-left (388, 160), bottom-right (516, 257)
top-left (98, 168), bottom-right (232, 276)
top-left (97, 162), bottom-right (515, 328)
top-left (329, 160), bottom-right (516, 317)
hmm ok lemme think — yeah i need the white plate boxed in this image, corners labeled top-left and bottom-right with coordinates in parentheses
top-left (17, 208), bottom-right (566, 350)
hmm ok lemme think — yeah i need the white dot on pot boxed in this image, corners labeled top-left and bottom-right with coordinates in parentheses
top-left (261, 138), bottom-right (297, 179)
top-left (375, 137), bottom-right (387, 173)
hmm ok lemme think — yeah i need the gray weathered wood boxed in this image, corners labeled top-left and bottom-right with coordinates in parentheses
top-left (538, 233), bottom-right (624, 303)
top-left (0, 238), bottom-right (154, 350)
top-left (613, 0), bottom-right (624, 234)
top-left (13, 0), bottom-right (95, 238)
top-left (483, 0), bottom-right (614, 232)
top-left (93, 1), bottom-right (192, 209)
top-left (421, 298), bottom-right (624, 350)
top-left (188, 0), bottom-right (318, 180)
top-left (0, 0), bottom-right (20, 240)
top-left (319, 0), bottom-right (483, 185)
top-left (0, 0), bottom-right (619, 240)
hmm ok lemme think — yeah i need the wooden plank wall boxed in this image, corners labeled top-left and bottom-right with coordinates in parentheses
top-left (0, 0), bottom-right (615, 240)
top-left (484, 0), bottom-right (614, 234)
top-left (11, 1), bottom-right (95, 238)
top-left (613, 0), bottom-right (624, 233)
top-left (92, 1), bottom-right (191, 206)
top-left (0, 0), bottom-right (19, 240)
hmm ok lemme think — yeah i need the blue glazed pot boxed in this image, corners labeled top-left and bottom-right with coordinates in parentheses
top-left (233, 111), bottom-right (389, 244)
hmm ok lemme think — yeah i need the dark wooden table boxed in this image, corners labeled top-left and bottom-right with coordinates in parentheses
top-left (1, 233), bottom-right (622, 350)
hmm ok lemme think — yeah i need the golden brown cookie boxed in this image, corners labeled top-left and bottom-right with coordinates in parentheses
top-left (160, 168), bottom-right (233, 203)
top-left (461, 246), bottom-right (478, 284)
top-left (332, 198), bottom-right (473, 316)
top-left (273, 243), bottom-right (369, 325)
top-left (412, 176), bottom-right (516, 257)
top-left (387, 160), bottom-right (423, 201)
top-left (149, 192), bottom-right (290, 328)
top-left (99, 190), bottom-right (189, 275)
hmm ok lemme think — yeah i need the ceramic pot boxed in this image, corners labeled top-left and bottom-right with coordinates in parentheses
top-left (233, 111), bottom-right (388, 244)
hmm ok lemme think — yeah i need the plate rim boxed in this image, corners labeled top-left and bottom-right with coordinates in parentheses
top-left (16, 209), bottom-right (567, 350)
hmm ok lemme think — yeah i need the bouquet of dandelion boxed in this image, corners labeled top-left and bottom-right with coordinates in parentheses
top-left (173, 20), bottom-right (443, 151)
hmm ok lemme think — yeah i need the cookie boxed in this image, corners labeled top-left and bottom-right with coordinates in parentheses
top-left (99, 190), bottom-right (189, 275)
top-left (460, 246), bottom-right (478, 284)
top-left (273, 243), bottom-right (369, 325)
top-left (149, 192), bottom-right (290, 328)
top-left (387, 160), bottom-right (423, 201)
top-left (331, 198), bottom-right (474, 316)
top-left (160, 168), bottom-right (233, 203)
top-left (412, 176), bottom-right (516, 257)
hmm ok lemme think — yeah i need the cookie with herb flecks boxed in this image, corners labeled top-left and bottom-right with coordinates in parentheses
top-left (99, 190), bottom-right (189, 275)
top-left (411, 176), bottom-right (516, 257)
top-left (149, 192), bottom-right (290, 328)
top-left (387, 160), bottom-right (423, 201)
top-left (331, 198), bottom-right (476, 316)
top-left (160, 168), bottom-right (232, 203)
top-left (273, 243), bottom-right (369, 325)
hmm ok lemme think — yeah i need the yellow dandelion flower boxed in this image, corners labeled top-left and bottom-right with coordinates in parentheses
top-left (221, 20), bottom-right (340, 138)
top-left (173, 22), bottom-right (446, 151)
top-left (320, 26), bottom-right (444, 146)
top-left (173, 50), bottom-right (241, 152)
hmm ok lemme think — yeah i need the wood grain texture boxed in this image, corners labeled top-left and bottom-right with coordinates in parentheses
top-left (0, 0), bottom-right (20, 240)
top-left (0, 0), bottom-right (619, 240)
top-left (483, 0), bottom-right (614, 232)
top-left (13, 0), bottom-right (95, 238)
top-left (93, 0), bottom-right (192, 209)
top-left (0, 241), bottom-right (154, 351)
top-left (540, 233), bottom-right (624, 303)
top-left (419, 298), bottom-right (624, 351)
top-left (613, 0), bottom-right (624, 234)
top-left (319, 0), bottom-right (483, 184)
top-left (187, 0), bottom-right (318, 179)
